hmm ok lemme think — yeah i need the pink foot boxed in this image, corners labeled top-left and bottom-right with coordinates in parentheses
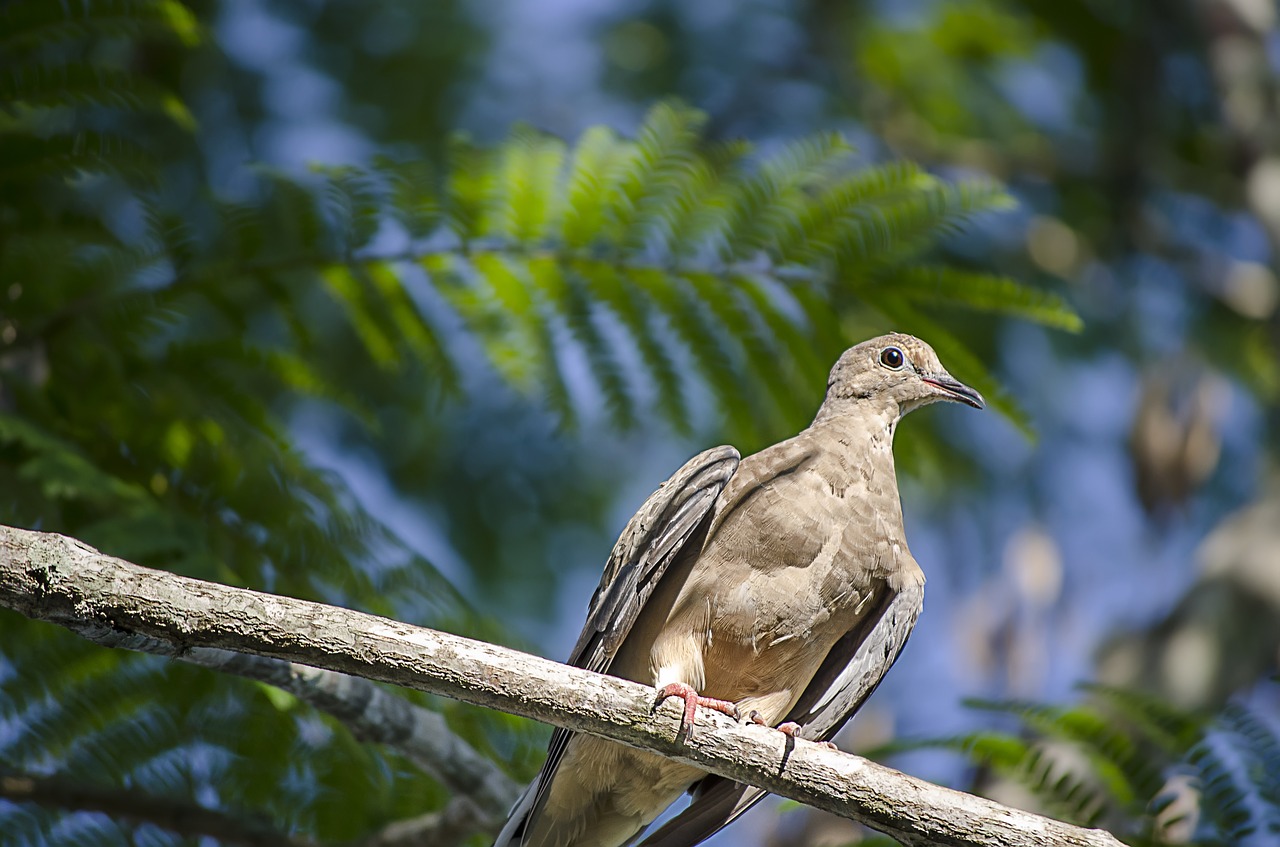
top-left (655, 683), bottom-right (738, 739)
top-left (748, 714), bottom-right (823, 743)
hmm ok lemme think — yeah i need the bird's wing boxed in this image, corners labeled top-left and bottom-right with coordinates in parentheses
top-left (494, 446), bottom-right (740, 847)
top-left (636, 579), bottom-right (924, 847)
top-left (570, 445), bottom-right (741, 673)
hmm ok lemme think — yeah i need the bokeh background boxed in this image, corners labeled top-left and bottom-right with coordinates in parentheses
top-left (2, 1), bottom-right (1279, 845)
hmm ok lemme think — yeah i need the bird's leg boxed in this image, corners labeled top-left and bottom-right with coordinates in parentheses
top-left (654, 683), bottom-right (739, 739)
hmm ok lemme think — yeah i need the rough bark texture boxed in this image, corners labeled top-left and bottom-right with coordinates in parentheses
top-left (0, 524), bottom-right (1124, 847)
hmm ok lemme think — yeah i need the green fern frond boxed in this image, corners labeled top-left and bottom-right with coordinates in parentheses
top-left (894, 729), bottom-right (1110, 825)
top-left (906, 686), bottom-right (1280, 847)
top-left (683, 271), bottom-right (799, 433)
top-left (717, 132), bottom-right (853, 259)
top-left (445, 136), bottom-right (497, 243)
top-left (376, 154), bottom-right (440, 239)
top-left (635, 267), bottom-right (759, 440)
top-left (491, 129), bottom-right (567, 246)
top-left (887, 267), bottom-right (1082, 331)
top-left (838, 177), bottom-right (1013, 273)
top-left (364, 261), bottom-right (459, 391)
top-left (560, 125), bottom-right (628, 250)
top-left (1079, 684), bottom-right (1205, 755)
top-left (559, 266), bottom-right (637, 429)
top-left (774, 160), bottom-right (928, 266)
top-left (964, 698), bottom-right (1162, 807)
top-left (575, 260), bottom-right (693, 432)
top-left (0, 133), bottom-right (156, 182)
top-left (0, 64), bottom-right (194, 129)
top-left (0, 0), bottom-right (200, 56)
top-left (457, 252), bottom-right (543, 388)
top-left (607, 102), bottom-right (706, 252)
top-left (0, 416), bottom-right (150, 507)
top-left (13, 99), bottom-right (1073, 437)
top-left (314, 164), bottom-right (387, 255)
top-left (321, 264), bottom-right (403, 369)
top-left (1190, 701), bottom-right (1280, 843)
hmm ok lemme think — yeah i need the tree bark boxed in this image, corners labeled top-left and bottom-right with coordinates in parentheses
top-left (0, 524), bottom-right (1124, 847)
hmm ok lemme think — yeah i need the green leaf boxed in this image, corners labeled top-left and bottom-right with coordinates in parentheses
top-left (492, 129), bottom-right (566, 245)
top-left (886, 266), bottom-right (1082, 331)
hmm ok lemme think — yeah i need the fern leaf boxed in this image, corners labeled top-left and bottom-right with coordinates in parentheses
top-left (904, 730), bottom-right (1111, 825)
top-left (632, 267), bottom-right (757, 440)
top-left (318, 265), bottom-right (395, 368)
top-left (444, 137), bottom-right (495, 243)
top-left (0, 133), bottom-right (156, 182)
top-left (491, 129), bottom-right (566, 246)
top-left (607, 102), bottom-right (706, 253)
top-left (573, 260), bottom-right (691, 431)
top-left (0, 63), bottom-right (194, 129)
top-left (556, 264), bottom-right (637, 429)
top-left (0, 0), bottom-right (200, 56)
top-left (716, 132), bottom-right (853, 260)
top-left (364, 261), bottom-right (459, 392)
top-left (775, 161), bottom-right (928, 265)
top-left (683, 271), bottom-right (800, 433)
top-left (844, 178), bottom-right (1014, 272)
top-left (886, 267), bottom-right (1082, 331)
top-left (560, 125), bottom-right (627, 250)
top-left (315, 165), bottom-right (387, 255)
top-left (375, 154), bottom-right (440, 239)
top-left (460, 252), bottom-right (540, 388)
top-left (1080, 684), bottom-right (1206, 755)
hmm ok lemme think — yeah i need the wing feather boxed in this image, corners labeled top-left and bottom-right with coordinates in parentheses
top-left (495, 446), bottom-right (740, 846)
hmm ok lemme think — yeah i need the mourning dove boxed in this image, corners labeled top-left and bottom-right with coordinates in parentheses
top-left (495, 333), bottom-right (984, 847)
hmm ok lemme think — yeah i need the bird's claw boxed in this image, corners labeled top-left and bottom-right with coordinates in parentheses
top-left (747, 714), bottom-right (812, 741)
top-left (654, 683), bottom-right (738, 739)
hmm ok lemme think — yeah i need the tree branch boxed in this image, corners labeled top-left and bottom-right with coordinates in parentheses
top-left (0, 524), bottom-right (1124, 847)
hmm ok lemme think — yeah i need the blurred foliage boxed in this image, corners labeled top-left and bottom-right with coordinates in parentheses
top-left (0, 1), bottom-right (1080, 845)
top-left (824, 0), bottom-right (1280, 408)
top-left (877, 682), bottom-right (1280, 847)
top-left (2, 0), bottom-right (1278, 844)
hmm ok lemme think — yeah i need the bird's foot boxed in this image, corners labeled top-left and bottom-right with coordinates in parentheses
top-left (747, 712), bottom-right (820, 743)
top-left (654, 683), bottom-right (739, 739)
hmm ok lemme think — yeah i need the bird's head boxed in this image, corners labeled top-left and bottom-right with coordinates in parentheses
top-left (818, 332), bottom-right (985, 421)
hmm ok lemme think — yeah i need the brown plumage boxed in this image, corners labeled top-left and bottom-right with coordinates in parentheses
top-left (495, 333), bottom-right (984, 847)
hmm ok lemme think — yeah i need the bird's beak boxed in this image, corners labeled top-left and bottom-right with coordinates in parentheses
top-left (921, 373), bottom-right (985, 409)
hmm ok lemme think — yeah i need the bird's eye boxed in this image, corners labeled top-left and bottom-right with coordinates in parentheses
top-left (880, 347), bottom-right (905, 370)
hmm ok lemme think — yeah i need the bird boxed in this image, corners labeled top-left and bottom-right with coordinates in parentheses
top-left (495, 332), bottom-right (985, 847)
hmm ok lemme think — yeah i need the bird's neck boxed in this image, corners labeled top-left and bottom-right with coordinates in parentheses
top-left (809, 401), bottom-right (901, 455)
top-left (812, 398), bottom-right (900, 436)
